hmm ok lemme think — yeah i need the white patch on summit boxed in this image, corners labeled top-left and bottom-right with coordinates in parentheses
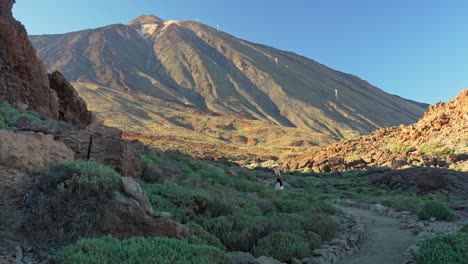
top-left (139, 24), bottom-right (158, 38)
top-left (162, 20), bottom-right (181, 31)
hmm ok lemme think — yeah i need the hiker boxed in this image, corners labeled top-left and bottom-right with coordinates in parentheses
top-left (273, 166), bottom-right (284, 190)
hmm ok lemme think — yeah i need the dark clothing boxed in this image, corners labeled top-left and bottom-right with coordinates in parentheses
top-left (275, 177), bottom-right (283, 186)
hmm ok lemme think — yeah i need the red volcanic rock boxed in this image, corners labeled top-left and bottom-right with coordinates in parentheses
top-left (0, 0), bottom-right (91, 125)
top-left (0, 0), bottom-right (58, 117)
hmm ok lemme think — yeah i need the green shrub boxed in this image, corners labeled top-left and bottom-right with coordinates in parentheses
top-left (142, 182), bottom-right (209, 222)
top-left (252, 232), bottom-right (311, 261)
top-left (301, 213), bottom-right (337, 241)
top-left (0, 101), bottom-right (73, 130)
top-left (24, 161), bottom-right (121, 247)
top-left (460, 224), bottom-right (468, 233)
top-left (0, 113), bottom-right (5, 129)
top-left (203, 214), bottom-right (270, 251)
top-left (417, 201), bottom-right (456, 221)
top-left (141, 152), bottom-right (163, 183)
top-left (416, 233), bottom-right (468, 264)
top-left (185, 222), bottom-right (225, 250)
top-left (56, 236), bottom-right (230, 264)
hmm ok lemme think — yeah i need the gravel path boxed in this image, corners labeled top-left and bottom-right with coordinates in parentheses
top-left (335, 205), bottom-right (418, 264)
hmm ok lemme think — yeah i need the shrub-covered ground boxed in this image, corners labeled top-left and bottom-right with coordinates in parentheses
top-left (0, 101), bottom-right (74, 130)
top-left (25, 151), bottom-right (464, 263)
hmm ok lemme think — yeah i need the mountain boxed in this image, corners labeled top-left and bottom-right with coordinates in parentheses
top-left (30, 15), bottom-right (428, 160)
top-left (284, 89), bottom-right (468, 172)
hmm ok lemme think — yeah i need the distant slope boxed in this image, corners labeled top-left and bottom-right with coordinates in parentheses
top-left (30, 15), bottom-right (428, 159)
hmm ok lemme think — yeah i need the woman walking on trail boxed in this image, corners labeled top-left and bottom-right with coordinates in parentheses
top-left (273, 166), bottom-right (284, 190)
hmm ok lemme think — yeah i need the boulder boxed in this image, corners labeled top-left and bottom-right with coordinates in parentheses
top-left (98, 191), bottom-right (191, 239)
top-left (228, 251), bottom-right (256, 264)
top-left (55, 125), bottom-right (144, 177)
top-left (0, 130), bottom-right (74, 170)
top-left (253, 256), bottom-right (284, 264)
top-left (121, 177), bottom-right (153, 214)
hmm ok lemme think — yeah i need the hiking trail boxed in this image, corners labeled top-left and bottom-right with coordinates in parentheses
top-left (335, 205), bottom-right (418, 264)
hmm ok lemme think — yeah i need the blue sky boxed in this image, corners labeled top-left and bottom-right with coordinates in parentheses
top-left (14, 0), bottom-right (468, 104)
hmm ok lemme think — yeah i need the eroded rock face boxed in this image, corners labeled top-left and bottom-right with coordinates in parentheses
top-left (0, 130), bottom-right (74, 170)
top-left (0, 0), bottom-right (91, 126)
top-left (0, 0), bottom-right (58, 117)
top-left (99, 191), bottom-right (192, 239)
top-left (48, 71), bottom-right (92, 126)
top-left (55, 125), bottom-right (144, 177)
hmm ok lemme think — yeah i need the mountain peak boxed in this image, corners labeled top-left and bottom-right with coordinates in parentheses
top-left (127, 15), bottom-right (164, 25)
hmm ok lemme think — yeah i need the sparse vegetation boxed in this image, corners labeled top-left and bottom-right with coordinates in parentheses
top-left (460, 224), bottom-right (468, 233)
top-left (0, 101), bottom-right (73, 130)
top-left (417, 201), bottom-right (456, 221)
top-left (420, 142), bottom-right (455, 156)
top-left (416, 233), bottom-right (468, 264)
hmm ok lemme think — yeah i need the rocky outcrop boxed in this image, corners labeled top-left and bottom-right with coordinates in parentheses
top-left (121, 177), bottom-right (153, 214)
top-left (284, 90), bottom-right (468, 172)
top-left (0, 130), bottom-right (74, 170)
top-left (54, 125), bottom-right (144, 177)
top-left (0, 0), bottom-right (91, 125)
top-left (0, 0), bottom-right (58, 118)
top-left (99, 191), bottom-right (192, 239)
top-left (48, 71), bottom-right (92, 127)
top-left (367, 167), bottom-right (468, 195)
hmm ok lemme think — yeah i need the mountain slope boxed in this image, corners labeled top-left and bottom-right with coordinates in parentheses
top-left (30, 15), bottom-right (428, 159)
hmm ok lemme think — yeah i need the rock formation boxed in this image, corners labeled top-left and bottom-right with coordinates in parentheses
top-left (0, 0), bottom-right (91, 126)
top-left (284, 89), bottom-right (468, 172)
top-left (0, 130), bottom-right (74, 170)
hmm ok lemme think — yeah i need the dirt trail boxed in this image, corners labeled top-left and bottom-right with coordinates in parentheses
top-left (335, 205), bottom-right (418, 264)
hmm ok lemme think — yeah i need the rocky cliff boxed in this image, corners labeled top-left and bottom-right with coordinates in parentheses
top-left (0, 0), bottom-right (91, 126)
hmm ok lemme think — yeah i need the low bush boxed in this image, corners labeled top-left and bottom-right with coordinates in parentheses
top-left (301, 213), bottom-right (337, 241)
top-left (56, 236), bottom-right (230, 264)
top-left (185, 222), bottom-right (225, 250)
top-left (460, 224), bottom-right (468, 233)
top-left (142, 182), bottom-right (209, 223)
top-left (0, 113), bottom-right (5, 129)
top-left (252, 232), bottom-right (311, 261)
top-left (0, 101), bottom-right (73, 130)
top-left (417, 201), bottom-right (456, 221)
top-left (203, 213), bottom-right (270, 252)
top-left (416, 233), bottom-right (468, 264)
top-left (141, 152), bottom-right (163, 183)
top-left (24, 161), bottom-right (121, 247)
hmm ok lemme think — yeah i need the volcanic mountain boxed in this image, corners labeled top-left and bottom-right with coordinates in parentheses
top-left (30, 15), bottom-right (428, 160)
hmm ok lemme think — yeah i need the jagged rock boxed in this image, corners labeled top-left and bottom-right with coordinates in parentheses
top-left (48, 71), bottom-right (92, 127)
top-left (0, 130), bottom-right (74, 170)
top-left (98, 191), bottom-right (191, 239)
top-left (228, 251), bottom-right (256, 264)
top-left (121, 177), bottom-right (153, 214)
top-left (0, 0), bottom-right (91, 126)
top-left (0, 0), bottom-right (58, 118)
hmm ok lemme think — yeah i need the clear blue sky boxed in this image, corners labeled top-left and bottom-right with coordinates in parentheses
top-left (14, 0), bottom-right (468, 104)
